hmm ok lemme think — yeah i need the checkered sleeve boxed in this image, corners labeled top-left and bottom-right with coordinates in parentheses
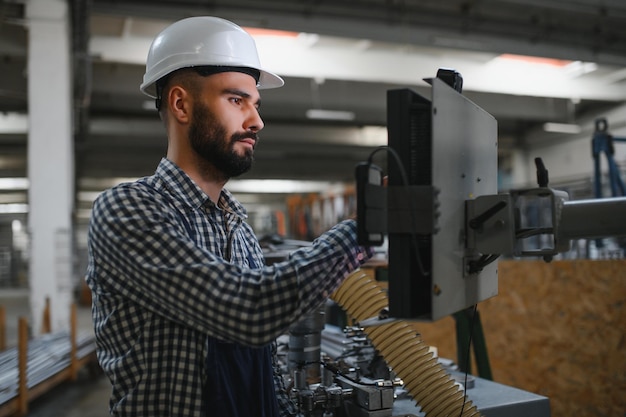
top-left (284, 220), bottom-right (374, 318)
top-left (89, 183), bottom-right (373, 348)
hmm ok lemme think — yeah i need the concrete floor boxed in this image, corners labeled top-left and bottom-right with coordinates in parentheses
top-left (27, 370), bottom-right (110, 417)
top-left (1, 290), bottom-right (111, 417)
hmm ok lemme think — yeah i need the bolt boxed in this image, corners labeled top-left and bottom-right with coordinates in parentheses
top-left (433, 284), bottom-right (442, 296)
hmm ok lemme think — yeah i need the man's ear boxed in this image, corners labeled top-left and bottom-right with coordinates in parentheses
top-left (167, 85), bottom-right (191, 124)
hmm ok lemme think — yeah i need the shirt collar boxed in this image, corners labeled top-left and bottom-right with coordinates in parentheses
top-left (154, 158), bottom-right (248, 219)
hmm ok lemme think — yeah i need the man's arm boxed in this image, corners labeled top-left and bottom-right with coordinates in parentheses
top-left (87, 183), bottom-right (372, 347)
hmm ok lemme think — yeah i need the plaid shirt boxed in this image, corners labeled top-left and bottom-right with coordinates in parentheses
top-left (86, 158), bottom-right (372, 416)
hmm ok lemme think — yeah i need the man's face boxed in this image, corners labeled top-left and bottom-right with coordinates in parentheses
top-left (187, 72), bottom-right (263, 179)
top-left (188, 101), bottom-right (257, 178)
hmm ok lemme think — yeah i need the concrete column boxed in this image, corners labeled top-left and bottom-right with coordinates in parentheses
top-left (26, 0), bottom-right (74, 334)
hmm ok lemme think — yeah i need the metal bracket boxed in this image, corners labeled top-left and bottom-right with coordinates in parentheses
top-left (363, 183), bottom-right (440, 235)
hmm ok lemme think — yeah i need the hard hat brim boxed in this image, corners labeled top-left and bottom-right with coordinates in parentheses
top-left (140, 67), bottom-right (284, 98)
top-left (258, 70), bottom-right (285, 90)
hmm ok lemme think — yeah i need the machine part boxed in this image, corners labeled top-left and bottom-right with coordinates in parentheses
top-left (331, 271), bottom-right (482, 417)
top-left (466, 185), bottom-right (626, 259)
top-left (559, 197), bottom-right (626, 240)
top-left (385, 79), bottom-right (498, 321)
top-left (335, 375), bottom-right (395, 413)
top-left (140, 16), bottom-right (284, 98)
top-left (291, 382), bottom-right (354, 416)
top-left (289, 307), bottom-right (326, 383)
top-left (436, 68), bottom-right (463, 93)
top-left (356, 162), bottom-right (385, 246)
top-left (511, 187), bottom-right (570, 258)
top-left (465, 194), bottom-right (515, 256)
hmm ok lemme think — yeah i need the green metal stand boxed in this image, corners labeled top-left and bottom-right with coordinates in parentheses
top-left (453, 307), bottom-right (492, 380)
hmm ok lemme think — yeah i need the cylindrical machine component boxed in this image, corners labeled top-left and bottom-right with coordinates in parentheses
top-left (559, 197), bottom-right (626, 240)
top-left (293, 369), bottom-right (307, 391)
top-left (299, 390), bottom-right (315, 413)
top-left (321, 365), bottom-right (334, 387)
top-left (326, 386), bottom-right (344, 408)
top-left (288, 307), bottom-right (326, 383)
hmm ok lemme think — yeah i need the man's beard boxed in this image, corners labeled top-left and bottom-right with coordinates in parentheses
top-left (188, 102), bottom-right (258, 180)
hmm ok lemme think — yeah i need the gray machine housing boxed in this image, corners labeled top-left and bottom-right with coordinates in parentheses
top-left (363, 77), bottom-right (499, 321)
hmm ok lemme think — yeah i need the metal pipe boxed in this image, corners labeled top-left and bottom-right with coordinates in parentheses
top-left (288, 308), bottom-right (325, 383)
top-left (559, 197), bottom-right (626, 240)
top-left (0, 330), bottom-right (95, 405)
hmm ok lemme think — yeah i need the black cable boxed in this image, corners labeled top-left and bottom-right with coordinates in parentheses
top-left (471, 253), bottom-right (500, 272)
top-left (334, 348), bottom-right (362, 361)
top-left (459, 304), bottom-right (478, 417)
top-left (320, 361), bottom-right (383, 387)
top-left (516, 227), bottom-right (554, 239)
top-left (366, 145), bottom-right (431, 277)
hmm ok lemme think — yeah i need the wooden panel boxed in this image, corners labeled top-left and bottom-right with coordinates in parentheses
top-left (415, 259), bottom-right (626, 417)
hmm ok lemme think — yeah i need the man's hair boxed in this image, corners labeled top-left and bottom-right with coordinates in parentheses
top-left (156, 68), bottom-right (203, 115)
top-left (155, 66), bottom-right (260, 114)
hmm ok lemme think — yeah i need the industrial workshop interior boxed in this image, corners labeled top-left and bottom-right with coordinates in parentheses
top-left (0, 0), bottom-right (625, 416)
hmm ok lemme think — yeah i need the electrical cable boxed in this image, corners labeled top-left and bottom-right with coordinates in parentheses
top-left (458, 304), bottom-right (478, 417)
top-left (365, 145), bottom-right (431, 277)
top-left (320, 361), bottom-right (386, 387)
top-left (468, 254), bottom-right (500, 274)
top-left (516, 227), bottom-right (555, 239)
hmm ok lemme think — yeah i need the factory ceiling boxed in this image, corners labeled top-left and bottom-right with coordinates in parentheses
top-left (0, 0), bottom-right (625, 215)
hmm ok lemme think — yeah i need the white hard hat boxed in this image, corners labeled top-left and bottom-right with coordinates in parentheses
top-left (140, 16), bottom-right (284, 98)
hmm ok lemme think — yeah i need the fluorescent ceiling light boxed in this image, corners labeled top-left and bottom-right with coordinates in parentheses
top-left (0, 203), bottom-right (28, 214)
top-left (244, 27), bottom-right (299, 38)
top-left (306, 109), bottom-right (355, 121)
top-left (563, 61), bottom-right (598, 78)
top-left (498, 54), bottom-right (572, 67)
top-left (228, 179), bottom-right (344, 194)
top-left (543, 123), bottom-right (582, 134)
top-left (0, 112), bottom-right (28, 134)
top-left (0, 177), bottom-right (29, 191)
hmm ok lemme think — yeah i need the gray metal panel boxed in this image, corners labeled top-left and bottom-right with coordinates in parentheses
top-left (392, 374), bottom-right (551, 417)
top-left (463, 375), bottom-right (551, 417)
top-left (430, 78), bottom-right (499, 321)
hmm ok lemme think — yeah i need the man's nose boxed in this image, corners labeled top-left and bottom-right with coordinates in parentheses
top-left (246, 109), bottom-right (264, 132)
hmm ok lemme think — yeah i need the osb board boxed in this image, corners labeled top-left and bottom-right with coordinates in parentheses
top-left (414, 259), bottom-right (626, 417)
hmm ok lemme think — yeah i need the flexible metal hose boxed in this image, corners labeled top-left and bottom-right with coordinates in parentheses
top-left (331, 270), bottom-right (482, 417)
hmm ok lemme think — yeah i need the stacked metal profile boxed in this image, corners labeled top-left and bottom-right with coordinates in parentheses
top-left (0, 331), bottom-right (96, 406)
top-left (331, 270), bottom-right (482, 417)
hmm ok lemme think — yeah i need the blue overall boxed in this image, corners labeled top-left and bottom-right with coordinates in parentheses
top-left (204, 252), bottom-right (280, 417)
top-left (204, 341), bottom-right (279, 416)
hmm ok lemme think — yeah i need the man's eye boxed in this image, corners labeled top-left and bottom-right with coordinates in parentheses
top-left (230, 97), bottom-right (242, 104)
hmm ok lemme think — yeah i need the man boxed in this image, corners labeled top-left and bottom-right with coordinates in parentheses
top-left (86, 16), bottom-right (372, 416)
